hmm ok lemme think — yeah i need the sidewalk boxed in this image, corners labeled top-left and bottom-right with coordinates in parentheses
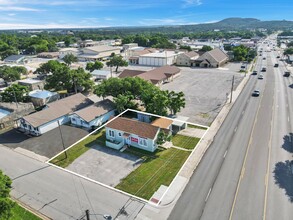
top-left (136, 72), bottom-right (251, 219)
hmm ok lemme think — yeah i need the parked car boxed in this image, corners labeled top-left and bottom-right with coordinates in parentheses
top-left (252, 90), bottom-right (260, 97)
top-left (284, 71), bottom-right (291, 77)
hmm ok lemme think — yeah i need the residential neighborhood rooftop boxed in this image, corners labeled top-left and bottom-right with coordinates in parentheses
top-left (151, 117), bottom-right (173, 129)
top-left (73, 99), bottom-right (115, 123)
top-left (106, 117), bottom-right (160, 139)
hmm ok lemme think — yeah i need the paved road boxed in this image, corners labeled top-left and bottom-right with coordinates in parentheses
top-left (169, 39), bottom-right (293, 220)
top-left (0, 145), bottom-right (145, 220)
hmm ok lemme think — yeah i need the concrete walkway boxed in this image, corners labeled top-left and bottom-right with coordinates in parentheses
top-left (177, 127), bottom-right (206, 138)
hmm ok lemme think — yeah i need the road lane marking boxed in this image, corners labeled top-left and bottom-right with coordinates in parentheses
top-left (205, 188), bottom-right (212, 202)
top-left (288, 117), bottom-right (290, 122)
top-left (242, 110), bottom-right (245, 115)
top-left (223, 150), bottom-right (228, 158)
top-left (229, 66), bottom-right (268, 220)
top-left (234, 127), bottom-right (238, 132)
top-left (263, 81), bottom-right (275, 220)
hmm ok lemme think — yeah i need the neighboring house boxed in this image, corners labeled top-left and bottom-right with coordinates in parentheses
top-left (119, 69), bottom-right (145, 78)
top-left (193, 48), bottom-right (229, 68)
top-left (3, 55), bottom-right (27, 64)
top-left (37, 52), bottom-right (59, 59)
top-left (79, 45), bottom-right (121, 61)
top-left (18, 79), bottom-right (44, 91)
top-left (139, 50), bottom-right (184, 67)
top-left (138, 65), bottom-right (181, 86)
top-left (70, 99), bottom-right (115, 129)
top-left (91, 70), bottom-right (112, 80)
top-left (59, 48), bottom-right (80, 59)
top-left (28, 90), bottom-right (60, 107)
top-left (119, 65), bottom-right (181, 86)
top-left (56, 41), bottom-right (65, 47)
top-left (105, 117), bottom-right (162, 152)
top-left (18, 93), bottom-right (93, 136)
top-left (176, 51), bottom-right (199, 66)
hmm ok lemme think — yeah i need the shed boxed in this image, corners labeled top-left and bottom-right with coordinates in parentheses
top-left (28, 90), bottom-right (60, 107)
top-left (91, 70), bottom-right (112, 80)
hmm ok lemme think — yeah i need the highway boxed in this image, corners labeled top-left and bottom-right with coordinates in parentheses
top-left (169, 38), bottom-right (293, 220)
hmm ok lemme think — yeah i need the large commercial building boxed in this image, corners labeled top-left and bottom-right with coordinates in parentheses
top-left (138, 50), bottom-right (184, 67)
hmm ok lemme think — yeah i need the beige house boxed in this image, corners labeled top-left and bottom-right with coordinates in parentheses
top-left (79, 45), bottom-right (121, 61)
top-left (192, 48), bottom-right (228, 68)
top-left (176, 51), bottom-right (199, 66)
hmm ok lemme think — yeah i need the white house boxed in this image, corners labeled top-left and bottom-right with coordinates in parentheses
top-left (139, 50), bottom-right (184, 66)
top-left (70, 99), bottom-right (115, 129)
top-left (3, 55), bottom-right (27, 64)
top-left (19, 93), bottom-right (92, 136)
top-left (91, 70), bottom-right (112, 80)
top-left (105, 117), bottom-right (173, 152)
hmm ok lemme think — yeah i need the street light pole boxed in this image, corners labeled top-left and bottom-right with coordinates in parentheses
top-left (230, 75), bottom-right (235, 103)
top-left (57, 120), bottom-right (67, 158)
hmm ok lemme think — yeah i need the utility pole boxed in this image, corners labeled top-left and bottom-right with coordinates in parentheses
top-left (230, 75), bottom-right (235, 103)
top-left (57, 120), bottom-right (67, 158)
top-left (85, 210), bottom-right (90, 220)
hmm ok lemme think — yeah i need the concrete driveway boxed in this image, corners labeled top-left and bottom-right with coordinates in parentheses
top-left (67, 144), bottom-right (143, 187)
top-left (0, 125), bottom-right (88, 159)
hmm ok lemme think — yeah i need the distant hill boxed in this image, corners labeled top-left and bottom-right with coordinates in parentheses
top-left (102, 17), bottom-right (293, 33)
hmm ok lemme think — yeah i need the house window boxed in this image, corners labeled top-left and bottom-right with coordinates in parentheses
top-left (118, 132), bottom-right (122, 137)
top-left (139, 137), bottom-right (148, 147)
top-left (72, 118), bottom-right (76, 121)
top-left (109, 130), bottom-right (115, 137)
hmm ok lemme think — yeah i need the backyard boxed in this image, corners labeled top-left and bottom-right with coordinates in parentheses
top-left (172, 134), bottom-right (200, 150)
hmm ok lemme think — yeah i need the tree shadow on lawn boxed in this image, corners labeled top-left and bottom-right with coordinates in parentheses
top-left (273, 160), bottom-right (293, 202)
top-left (282, 133), bottom-right (293, 153)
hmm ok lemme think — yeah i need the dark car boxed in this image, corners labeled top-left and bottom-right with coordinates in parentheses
top-left (284, 71), bottom-right (290, 77)
top-left (274, 63), bottom-right (279, 67)
top-left (261, 67), bottom-right (267, 72)
top-left (252, 70), bottom-right (257, 75)
top-left (258, 75), bottom-right (264, 79)
top-left (252, 90), bottom-right (260, 97)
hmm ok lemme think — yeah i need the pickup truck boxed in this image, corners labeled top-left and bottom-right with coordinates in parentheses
top-left (284, 71), bottom-right (290, 77)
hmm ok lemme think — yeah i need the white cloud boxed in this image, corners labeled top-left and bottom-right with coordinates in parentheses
top-left (8, 13), bottom-right (16, 16)
top-left (182, 0), bottom-right (202, 7)
top-left (0, 6), bottom-right (41, 11)
top-left (139, 18), bottom-right (187, 26)
top-left (0, 22), bottom-right (109, 30)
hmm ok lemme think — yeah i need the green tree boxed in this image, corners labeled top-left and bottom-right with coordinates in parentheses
top-left (0, 170), bottom-right (15, 220)
top-left (71, 67), bottom-right (94, 93)
top-left (1, 84), bottom-right (29, 103)
top-left (86, 61), bottom-right (104, 72)
top-left (0, 66), bottom-right (21, 81)
top-left (167, 91), bottom-right (185, 115)
top-left (35, 60), bottom-right (64, 76)
top-left (284, 47), bottom-right (293, 55)
top-left (179, 45), bottom-right (192, 51)
top-left (106, 55), bottom-right (128, 72)
top-left (114, 93), bottom-right (137, 113)
top-left (63, 54), bottom-right (78, 66)
top-left (200, 45), bottom-right (213, 52)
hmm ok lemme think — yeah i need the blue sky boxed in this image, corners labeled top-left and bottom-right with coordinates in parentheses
top-left (0, 0), bottom-right (292, 29)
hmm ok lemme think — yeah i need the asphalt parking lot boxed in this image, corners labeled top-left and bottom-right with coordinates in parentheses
top-left (162, 63), bottom-right (244, 125)
top-left (0, 125), bottom-right (89, 159)
top-left (67, 144), bottom-right (143, 187)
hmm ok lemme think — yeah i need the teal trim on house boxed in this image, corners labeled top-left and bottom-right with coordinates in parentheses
top-left (105, 127), bottom-right (159, 152)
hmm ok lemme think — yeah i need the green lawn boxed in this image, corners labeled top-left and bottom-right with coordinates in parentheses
top-left (116, 147), bottom-right (190, 200)
top-left (50, 129), bottom-right (106, 168)
top-left (11, 203), bottom-right (41, 220)
top-left (187, 124), bottom-right (208, 130)
top-left (172, 134), bottom-right (200, 150)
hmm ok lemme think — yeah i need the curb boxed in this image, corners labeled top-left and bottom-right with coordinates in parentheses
top-left (11, 196), bottom-right (52, 220)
